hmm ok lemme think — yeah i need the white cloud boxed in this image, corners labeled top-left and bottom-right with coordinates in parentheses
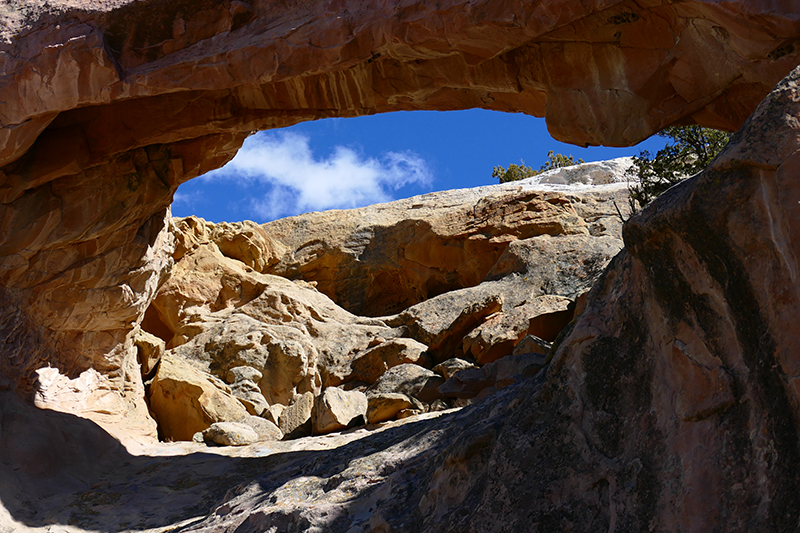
top-left (202, 131), bottom-right (433, 221)
top-left (172, 189), bottom-right (204, 210)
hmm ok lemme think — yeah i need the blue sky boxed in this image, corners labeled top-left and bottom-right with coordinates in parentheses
top-left (172, 109), bottom-right (668, 223)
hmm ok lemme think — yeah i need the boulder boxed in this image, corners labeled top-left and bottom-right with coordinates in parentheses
top-left (366, 364), bottom-right (445, 404)
top-left (366, 393), bottom-right (415, 424)
top-left (133, 328), bottom-right (164, 379)
top-left (226, 366), bottom-right (264, 384)
top-left (226, 366), bottom-right (269, 416)
top-left (437, 368), bottom-right (494, 399)
top-left (462, 295), bottom-right (571, 365)
top-left (230, 381), bottom-right (269, 417)
top-left (262, 404), bottom-right (285, 427)
top-left (390, 290), bottom-right (504, 363)
top-left (202, 422), bottom-right (259, 447)
top-left (148, 353), bottom-right (249, 441)
top-left (432, 358), bottom-right (477, 380)
top-left (348, 338), bottom-right (430, 384)
top-left (484, 353), bottom-right (548, 389)
top-left (278, 392), bottom-right (314, 439)
top-left (397, 408), bottom-right (424, 420)
top-left (243, 416), bottom-right (283, 442)
top-left (438, 354), bottom-right (547, 400)
top-left (512, 335), bottom-right (552, 357)
top-left (312, 387), bottom-right (368, 435)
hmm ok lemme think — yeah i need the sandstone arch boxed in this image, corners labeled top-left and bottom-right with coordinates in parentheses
top-left (2, 0), bottom-right (799, 394)
top-left (2, 2), bottom-right (800, 529)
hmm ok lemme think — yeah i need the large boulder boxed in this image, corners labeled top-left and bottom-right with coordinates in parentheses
top-left (312, 387), bottom-right (368, 435)
top-left (226, 366), bottom-right (269, 416)
top-left (366, 393), bottom-right (417, 424)
top-left (390, 290), bottom-right (504, 363)
top-left (201, 422), bottom-right (259, 447)
top-left (132, 328), bottom-right (164, 379)
top-left (278, 392), bottom-right (315, 439)
top-left (148, 353), bottom-right (249, 442)
top-left (367, 364), bottom-right (445, 404)
top-left (347, 338), bottom-right (430, 384)
top-left (462, 295), bottom-right (571, 365)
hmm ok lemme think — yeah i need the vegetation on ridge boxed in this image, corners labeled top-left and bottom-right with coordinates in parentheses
top-left (493, 151), bottom-right (585, 183)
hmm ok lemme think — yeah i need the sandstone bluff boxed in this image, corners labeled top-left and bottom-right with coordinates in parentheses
top-left (2, 1), bottom-right (800, 532)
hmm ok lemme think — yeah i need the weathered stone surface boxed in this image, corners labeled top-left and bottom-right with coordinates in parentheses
top-left (150, 217), bottom-right (396, 402)
top-left (148, 353), bottom-right (248, 441)
top-left (366, 393), bottom-right (415, 424)
top-left (244, 415), bottom-right (283, 442)
top-left (347, 338), bottom-right (430, 384)
top-left (485, 353), bottom-right (547, 388)
top-left (485, 232), bottom-right (625, 300)
top-left (3, 4), bottom-right (800, 531)
top-left (264, 190), bottom-right (588, 316)
top-left (390, 290), bottom-right (504, 363)
top-left (512, 334), bottom-right (551, 357)
top-left (8, 0), bottom-right (793, 413)
top-left (278, 391), bottom-right (314, 439)
top-left (132, 327), bottom-right (164, 379)
top-left (439, 352), bottom-right (548, 399)
top-left (226, 366), bottom-right (263, 385)
top-left (3, 0), bottom-right (791, 417)
top-left (3, 0), bottom-right (798, 173)
top-left (432, 358), bottom-right (477, 380)
top-left (229, 377), bottom-right (269, 417)
top-left (262, 403), bottom-right (285, 428)
top-left (437, 367), bottom-right (494, 399)
top-left (312, 387), bottom-right (368, 435)
top-left (462, 295), bottom-right (571, 365)
top-left (226, 366), bottom-right (269, 416)
top-left (202, 422), bottom-right (259, 447)
top-left (28, 365), bottom-right (158, 445)
top-left (367, 364), bottom-right (445, 404)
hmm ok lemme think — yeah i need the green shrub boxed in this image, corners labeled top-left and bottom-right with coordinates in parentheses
top-left (626, 126), bottom-right (729, 211)
top-left (492, 162), bottom-right (536, 183)
top-left (493, 151), bottom-right (585, 183)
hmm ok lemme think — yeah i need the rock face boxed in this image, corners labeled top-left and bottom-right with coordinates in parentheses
top-left (263, 188), bottom-right (590, 317)
top-left (128, 173), bottom-right (625, 443)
